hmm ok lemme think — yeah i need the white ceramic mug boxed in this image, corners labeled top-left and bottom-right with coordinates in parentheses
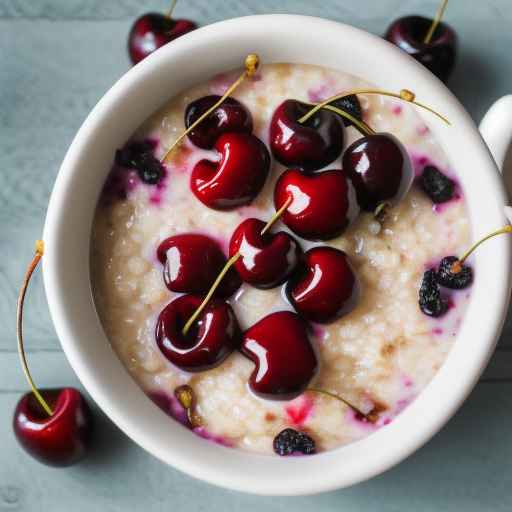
top-left (42, 15), bottom-right (512, 495)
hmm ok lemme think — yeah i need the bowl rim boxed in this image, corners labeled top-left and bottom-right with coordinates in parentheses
top-left (42, 14), bottom-right (511, 495)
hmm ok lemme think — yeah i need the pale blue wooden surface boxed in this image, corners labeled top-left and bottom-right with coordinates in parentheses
top-left (2, 1), bottom-right (512, 510)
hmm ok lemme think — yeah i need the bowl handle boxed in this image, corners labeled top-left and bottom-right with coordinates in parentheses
top-left (479, 95), bottom-right (512, 173)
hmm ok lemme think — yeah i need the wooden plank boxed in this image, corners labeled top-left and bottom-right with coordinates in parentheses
top-left (0, 0), bottom-right (403, 21)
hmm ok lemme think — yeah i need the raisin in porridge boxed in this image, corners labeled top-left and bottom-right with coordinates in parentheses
top-left (91, 62), bottom-right (471, 455)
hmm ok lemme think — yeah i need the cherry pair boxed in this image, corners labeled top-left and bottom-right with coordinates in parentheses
top-left (270, 96), bottom-right (414, 233)
top-left (184, 95), bottom-right (270, 210)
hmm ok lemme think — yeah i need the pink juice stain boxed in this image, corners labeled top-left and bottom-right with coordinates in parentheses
top-left (149, 391), bottom-right (189, 427)
top-left (150, 392), bottom-right (231, 447)
top-left (417, 124), bottom-right (430, 136)
top-left (309, 324), bottom-right (326, 343)
top-left (148, 166), bottom-right (170, 206)
top-left (307, 81), bottom-right (336, 103)
top-left (346, 407), bottom-right (378, 431)
top-left (210, 72), bottom-right (232, 95)
top-left (285, 395), bottom-right (314, 426)
top-left (193, 426), bottom-right (232, 447)
top-left (392, 104), bottom-right (403, 115)
top-left (401, 374), bottom-right (414, 388)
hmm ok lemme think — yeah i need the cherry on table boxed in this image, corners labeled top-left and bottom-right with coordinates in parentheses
top-left (241, 311), bottom-right (317, 400)
top-left (157, 234), bottom-right (241, 297)
top-left (385, 15), bottom-right (457, 83)
top-left (229, 218), bottom-right (302, 289)
top-left (156, 294), bottom-right (241, 372)
top-left (128, 12), bottom-right (197, 65)
top-left (185, 95), bottom-right (253, 149)
top-left (191, 132), bottom-right (270, 210)
top-left (286, 247), bottom-right (359, 324)
top-left (342, 133), bottom-right (413, 213)
top-left (269, 99), bottom-right (344, 172)
top-left (273, 168), bottom-right (359, 241)
top-left (13, 388), bottom-right (93, 467)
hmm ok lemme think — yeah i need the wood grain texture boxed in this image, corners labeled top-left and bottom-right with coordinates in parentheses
top-left (2, 1), bottom-right (512, 510)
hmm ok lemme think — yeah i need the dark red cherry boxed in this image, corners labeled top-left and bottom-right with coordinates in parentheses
top-left (191, 132), bottom-right (270, 210)
top-left (157, 234), bottom-right (241, 298)
top-left (342, 133), bottom-right (413, 212)
top-left (385, 16), bottom-right (457, 83)
top-left (229, 218), bottom-right (302, 289)
top-left (156, 294), bottom-right (241, 372)
top-left (273, 168), bottom-right (359, 241)
top-left (128, 13), bottom-right (197, 65)
top-left (13, 388), bottom-right (93, 467)
top-left (269, 99), bottom-right (344, 172)
top-left (286, 247), bottom-right (359, 324)
top-left (185, 95), bottom-right (253, 149)
top-left (242, 311), bottom-right (317, 400)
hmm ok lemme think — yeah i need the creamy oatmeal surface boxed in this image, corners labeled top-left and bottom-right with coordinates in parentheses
top-left (91, 63), bottom-right (471, 453)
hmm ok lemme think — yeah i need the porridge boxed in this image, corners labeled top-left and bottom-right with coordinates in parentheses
top-left (91, 62), bottom-right (471, 454)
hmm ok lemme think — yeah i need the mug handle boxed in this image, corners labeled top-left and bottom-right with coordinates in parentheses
top-left (479, 95), bottom-right (512, 173)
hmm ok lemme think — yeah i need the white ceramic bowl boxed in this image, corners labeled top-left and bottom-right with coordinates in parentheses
top-left (42, 15), bottom-right (512, 495)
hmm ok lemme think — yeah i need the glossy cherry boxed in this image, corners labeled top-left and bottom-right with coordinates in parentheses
top-left (191, 132), bottom-right (270, 210)
top-left (242, 311), bottom-right (317, 400)
top-left (157, 234), bottom-right (241, 297)
top-left (385, 16), bottom-right (457, 83)
top-left (156, 294), bottom-right (241, 372)
top-left (342, 133), bottom-right (413, 212)
top-left (269, 99), bottom-right (344, 172)
top-left (13, 388), bottom-right (93, 467)
top-left (286, 247), bottom-right (359, 324)
top-left (128, 13), bottom-right (197, 65)
top-left (229, 218), bottom-right (302, 289)
top-left (274, 168), bottom-right (359, 241)
top-left (185, 95), bottom-right (253, 149)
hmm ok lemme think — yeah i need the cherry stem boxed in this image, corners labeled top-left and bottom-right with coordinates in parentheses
top-left (182, 196), bottom-right (293, 336)
top-left (260, 196), bottom-right (293, 236)
top-left (458, 225), bottom-right (512, 265)
top-left (303, 101), bottom-right (375, 136)
top-left (307, 388), bottom-right (377, 423)
top-left (166, 0), bottom-right (178, 19)
top-left (182, 252), bottom-right (241, 336)
top-left (160, 53), bottom-right (260, 163)
top-left (16, 240), bottom-right (53, 417)
top-left (374, 201), bottom-right (389, 221)
top-left (298, 89), bottom-right (450, 126)
top-left (424, 0), bottom-right (449, 44)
